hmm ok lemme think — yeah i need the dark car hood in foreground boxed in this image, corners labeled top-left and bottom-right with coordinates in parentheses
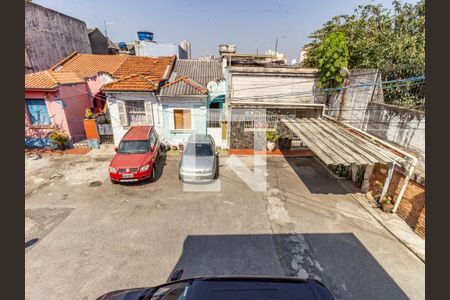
top-left (96, 276), bottom-right (334, 300)
top-left (96, 287), bottom-right (147, 300)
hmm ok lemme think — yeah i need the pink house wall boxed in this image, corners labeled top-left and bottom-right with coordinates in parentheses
top-left (25, 90), bottom-right (69, 139)
top-left (86, 73), bottom-right (114, 95)
top-left (59, 84), bottom-right (93, 141)
top-left (25, 83), bottom-right (93, 143)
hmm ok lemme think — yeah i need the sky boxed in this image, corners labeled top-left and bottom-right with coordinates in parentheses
top-left (34, 0), bottom-right (419, 61)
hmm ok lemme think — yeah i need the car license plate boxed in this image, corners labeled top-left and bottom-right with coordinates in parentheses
top-left (121, 179), bottom-right (138, 182)
top-left (122, 174), bottom-right (134, 178)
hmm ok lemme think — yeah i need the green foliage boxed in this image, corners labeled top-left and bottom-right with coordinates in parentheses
top-left (49, 129), bottom-right (70, 150)
top-left (302, 1), bottom-right (425, 70)
top-left (266, 130), bottom-right (281, 143)
top-left (381, 195), bottom-right (393, 205)
top-left (302, 0), bottom-right (425, 109)
top-left (328, 164), bottom-right (349, 177)
top-left (317, 32), bottom-right (349, 89)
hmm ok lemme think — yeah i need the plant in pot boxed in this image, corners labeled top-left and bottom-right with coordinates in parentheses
top-left (266, 131), bottom-right (281, 152)
top-left (85, 108), bottom-right (93, 119)
top-left (373, 180), bottom-right (384, 202)
top-left (380, 196), bottom-right (394, 213)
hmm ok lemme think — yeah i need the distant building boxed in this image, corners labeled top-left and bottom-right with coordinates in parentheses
top-left (265, 49), bottom-right (288, 64)
top-left (299, 46), bottom-right (311, 65)
top-left (198, 54), bottom-right (216, 61)
top-left (88, 28), bottom-right (120, 55)
top-left (218, 44), bottom-right (288, 65)
top-left (133, 31), bottom-right (189, 59)
top-left (25, 1), bottom-right (92, 73)
top-left (179, 40), bottom-right (192, 59)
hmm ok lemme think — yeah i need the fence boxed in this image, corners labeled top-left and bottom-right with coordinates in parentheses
top-left (98, 123), bottom-right (114, 144)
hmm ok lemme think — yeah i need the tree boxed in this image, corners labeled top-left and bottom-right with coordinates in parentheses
top-left (302, 0), bottom-right (425, 109)
top-left (302, 0), bottom-right (424, 69)
top-left (317, 32), bottom-right (349, 89)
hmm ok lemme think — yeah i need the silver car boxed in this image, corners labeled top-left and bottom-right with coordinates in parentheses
top-left (179, 134), bottom-right (219, 182)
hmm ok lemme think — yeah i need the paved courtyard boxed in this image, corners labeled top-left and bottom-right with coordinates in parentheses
top-left (25, 148), bottom-right (425, 300)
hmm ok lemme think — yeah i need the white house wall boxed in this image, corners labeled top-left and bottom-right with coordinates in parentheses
top-left (106, 92), bottom-right (161, 146)
top-left (230, 74), bottom-right (320, 104)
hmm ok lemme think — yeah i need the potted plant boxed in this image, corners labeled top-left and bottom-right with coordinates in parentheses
top-left (266, 131), bottom-right (280, 152)
top-left (380, 196), bottom-right (394, 213)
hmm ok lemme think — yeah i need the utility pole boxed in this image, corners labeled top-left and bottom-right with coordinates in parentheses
top-left (275, 38), bottom-right (278, 54)
top-left (104, 21), bottom-right (113, 39)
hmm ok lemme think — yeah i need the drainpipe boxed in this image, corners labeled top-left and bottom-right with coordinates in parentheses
top-left (323, 114), bottom-right (418, 212)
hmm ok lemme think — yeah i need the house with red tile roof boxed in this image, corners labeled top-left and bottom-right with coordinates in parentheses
top-left (157, 59), bottom-right (226, 147)
top-left (25, 51), bottom-right (176, 147)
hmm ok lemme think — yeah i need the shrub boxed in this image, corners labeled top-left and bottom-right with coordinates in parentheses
top-left (266, 131), bottom-right (281, 143)
top-left (48, 129), bottom-right (70, 150)
top-left (328, 164), bottom-right (349, 177)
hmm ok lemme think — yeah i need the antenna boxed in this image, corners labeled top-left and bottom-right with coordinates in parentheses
top-left (104, 21), bottom-right (113, 39)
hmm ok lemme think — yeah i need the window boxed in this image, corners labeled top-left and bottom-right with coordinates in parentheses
top-left (127, 101), bottom-right (146, 125)
top-left (149, 130), bottom-right (158, 150)
top-left (173, 109), bottom-right (192, 130)
top-left (117, 140), bottom-right (149, 154)
top-left (184, 143), bottom-right (214, 157)
top-left (149, 282), bottom-right (191, 300)
top-left (26, 99), bottom-right (50, 125)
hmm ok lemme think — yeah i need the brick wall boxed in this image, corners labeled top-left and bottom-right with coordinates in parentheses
top-left (369, 164), bottom-right (425, 239)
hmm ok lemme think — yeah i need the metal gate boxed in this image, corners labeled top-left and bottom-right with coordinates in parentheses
top-left (98, 123), bottom-right (114, 144)
top-left (66, 118), bottom-right (86, 143)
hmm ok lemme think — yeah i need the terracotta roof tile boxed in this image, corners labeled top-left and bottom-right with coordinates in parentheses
top-left (51, 53), bottom-right (128, 78)
top-left (29, 52), bottom-right (177, 91)
top-left (114, 56), bottom-right (176, 79)
top-left (101, 74), bottom-right (158, 92)
top-left (25, 71), bottom-right (84, 90)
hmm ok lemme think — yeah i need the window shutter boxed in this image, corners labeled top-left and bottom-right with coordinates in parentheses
top-left (145, 101), bottom-right (154, 125)
top-left (117, 100), bottom-right (128, 126)
top-left (174, 109), bottom-right (183, 129)
top-left (184, 110), bottom-right (191, 129)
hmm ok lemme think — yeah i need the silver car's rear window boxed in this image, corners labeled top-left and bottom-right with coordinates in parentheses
top-left (184, 143), bottom-right (213, 156)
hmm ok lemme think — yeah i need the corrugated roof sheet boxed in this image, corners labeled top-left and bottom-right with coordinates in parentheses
top-left (160, 76), bottom-right (207, 96)
top-left (282, 117), bottom-right (405, 166)
top-left (25, 71), bottom-right (84, 90)
top-left (159, 59), bottom-right (223, 96)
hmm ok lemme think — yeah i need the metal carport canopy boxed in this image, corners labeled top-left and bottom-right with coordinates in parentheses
top-left (281, 117), bottom-right (405, 166)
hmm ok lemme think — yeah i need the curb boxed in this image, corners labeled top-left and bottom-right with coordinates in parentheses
top-left (349, 193), bottom-right (425, 263)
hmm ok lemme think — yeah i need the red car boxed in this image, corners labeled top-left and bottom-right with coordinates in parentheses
top-left (109, 126), bottom-right (161, 183)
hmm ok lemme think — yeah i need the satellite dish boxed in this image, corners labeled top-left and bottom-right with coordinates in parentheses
top-left (207, 81), bottom-right (218, 92)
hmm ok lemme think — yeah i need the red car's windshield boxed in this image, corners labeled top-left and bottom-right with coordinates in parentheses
top-left (117, 140), bottom-right (149, 154)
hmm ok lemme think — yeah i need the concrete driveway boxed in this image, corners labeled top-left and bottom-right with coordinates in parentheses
top-left (25, 149), bottom-right (425, 300)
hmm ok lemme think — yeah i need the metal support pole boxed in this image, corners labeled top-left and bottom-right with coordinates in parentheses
top-left (379, 163), bottom-right (395, 204)
top-left (392, 159), bottom-right (416, 213)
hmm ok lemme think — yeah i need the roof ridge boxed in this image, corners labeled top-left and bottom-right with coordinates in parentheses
top-left (111, 55), bottom-right (129, 74)
top-left (45, 70), bottom-right (60, 84)
top-left (160, 76), bottom-right (188, 89)
top-left (182, 77), bottom-right (207, 94)
top-left (49, 51), bottom-right (79, 70)
top-left (161, 75), bottom-right (207, 94)
top-left (102, 73), bottom-right (140, 88)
